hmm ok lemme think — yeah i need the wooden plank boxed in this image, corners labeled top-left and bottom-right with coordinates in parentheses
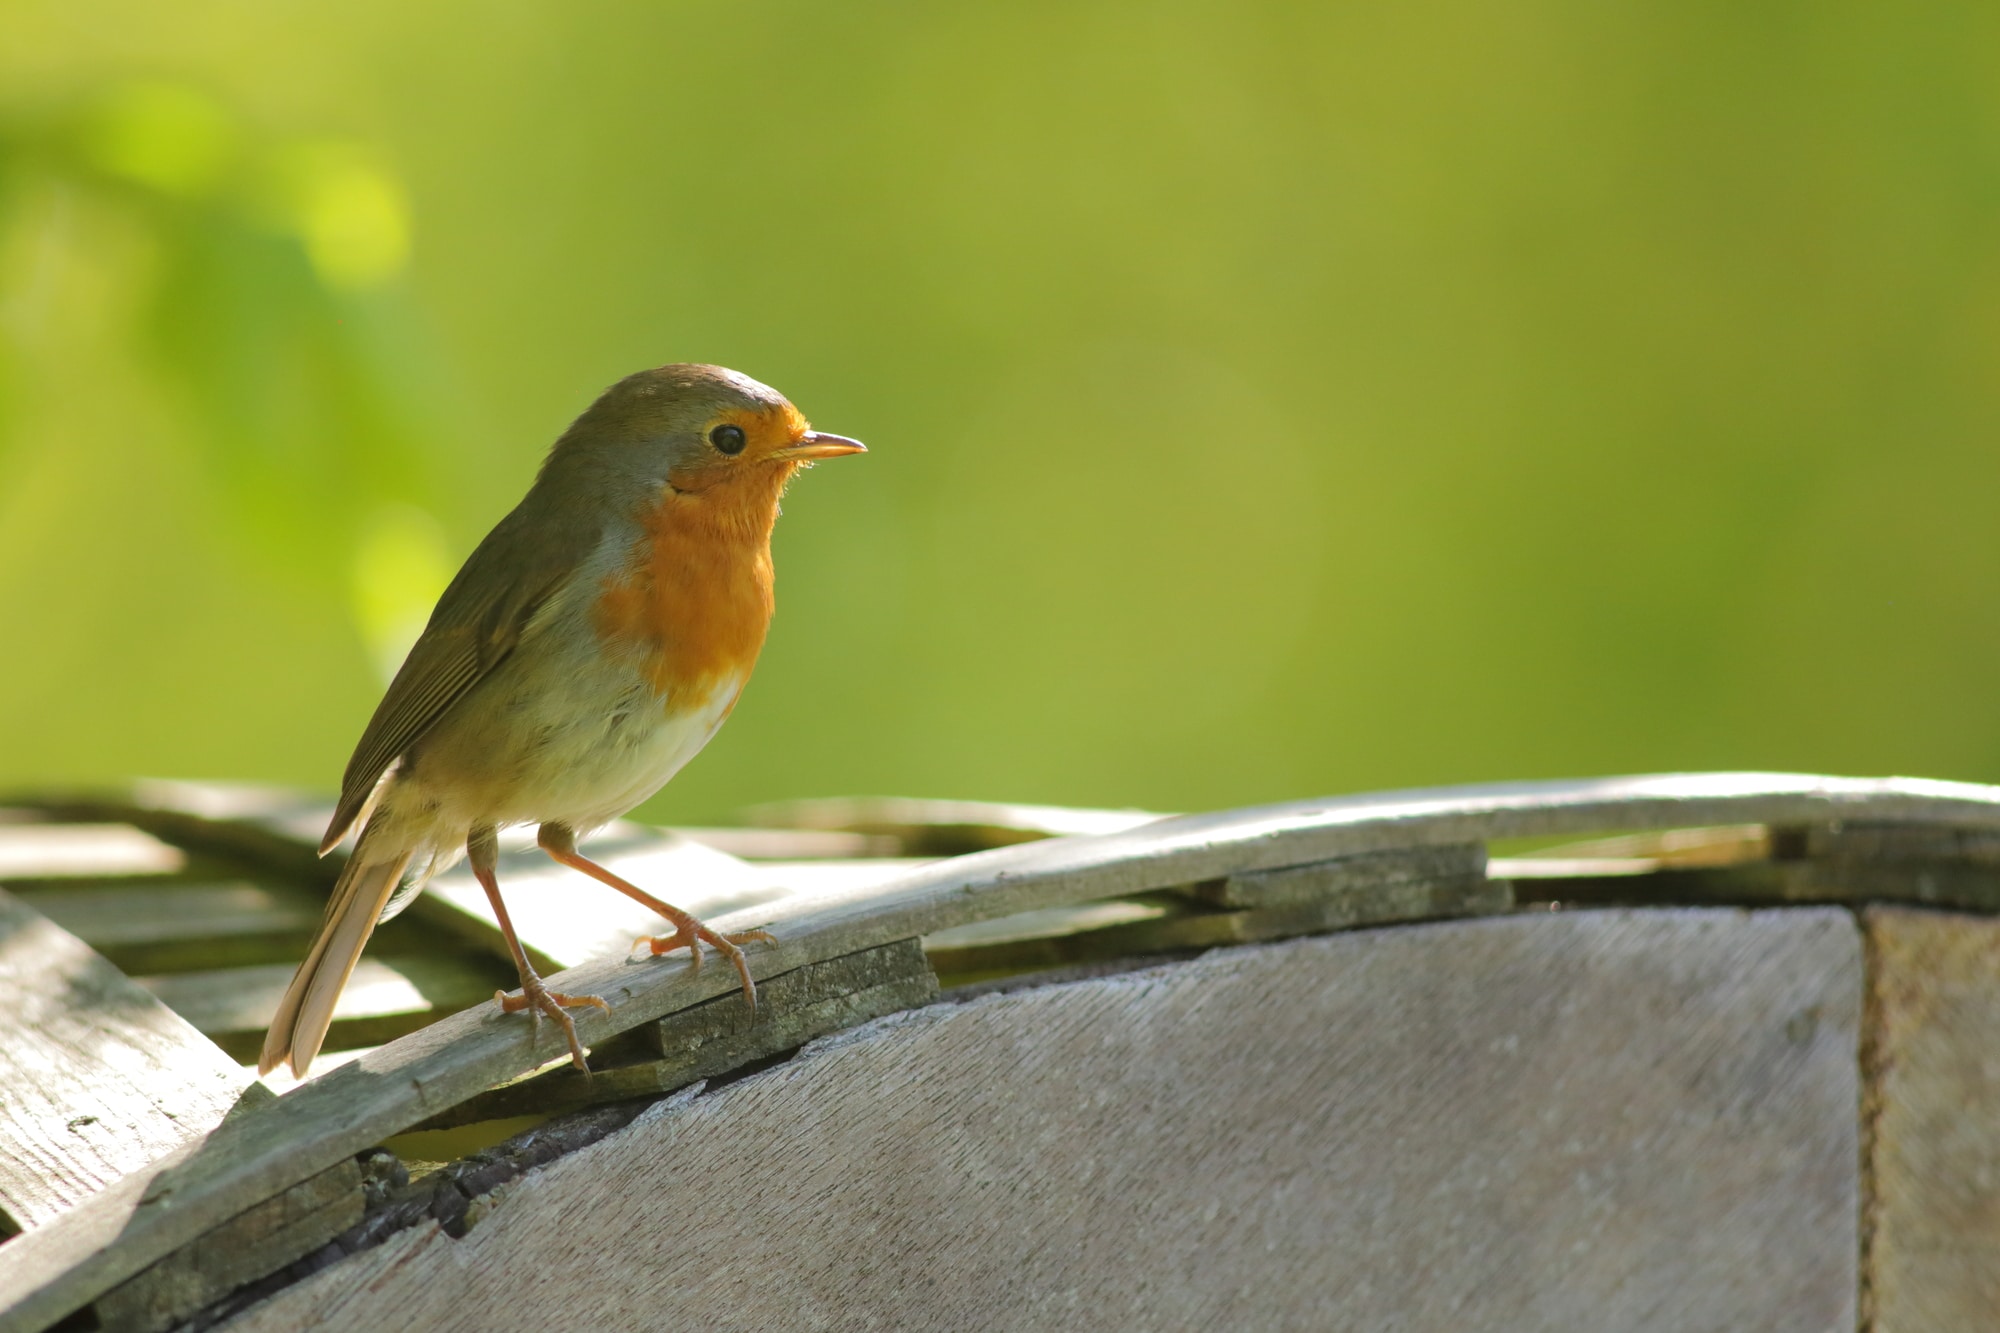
top-left (17, 785), bottom-right (342, 888)
top-left (413, 826), bottom-right (795, 972)
top-left (5, 771), bottom-right (1998, 1333)
top-left (219, 910), bottom-right (1861, 1333)
top-left (418, 939), bottom-right (938, 1129)
top-left (929, 845), bottom-right (1501, 979)
top-left (740, 795), bottom-right (1167, 853)
top-left (1780, 822), bottom-right (2000, 912)
top-left (1796, 820), bottom-right (2000, 866)
top-left (0, 824), bottom-right (186, 881)
top-left (91, 1160), bottom-right (361, 1333)
top-left (139, 955), bottom-right (508, 1064)
top-left (1501, 819), bottom-right (2000, 914)
top-left (1507, 823), bottom-right (1771, 867)
top-left (1192, 841), bottom-right (1488, 908)
top-left (0, 889), bottom-right (258, 1234)
top-left (672, 827), bottom-right (903, 859)
top-left (12, 881), bottom-right (317, 947)
top-left (926, 874), bottom-right (1511, 980)
top-left (1861, 907), bottom-right (2000, 1329)
top-left (10, 881), bottom-right (325, 975)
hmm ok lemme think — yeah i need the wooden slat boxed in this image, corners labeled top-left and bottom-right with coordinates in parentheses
top-left (139, 955), bottom-right (508, 1063)
top-left (1508, 823), bottom-right (1772, 867)
top-left (16, 785), bottom-right (340, 888)
top-left (10, 881), bottom-right (324, 974)
top-left (91, 1159), bottom-right (362, 1333)
top-left (672, 827), bottom-right (903, 859)
top-left (925, 880), bottom-right (1512, 980)
top-left (0, 889), bottom-right (259, 1234)
top-left (929, 845), bottom-right (1502, 979)
top-left (1500, 819), bottom-right (2000, 915)
top-left (1193, 841), bottom-right (1488, 908)
top-left (0, 825), bottom-right (186, 881)
top-left (414, 826), bottom-right (795, 971)
top-left (1862, 907), bottom-right (2000, 1329)
top-left (9, 771), bottom-right (2000, 1332)
top-left (419, 939), bottom-right (938, 1129)
top-left (13, 881), bottom-right (316, 947)
top-left (740, 795), bottom-right (1167, 853)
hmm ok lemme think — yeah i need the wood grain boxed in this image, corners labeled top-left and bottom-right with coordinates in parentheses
top-left (93, 1159), bottom-right (361, 1333)
top-left (12, 880), bottom-right (323, 975)
top-left (1862, 907), bottom-right (2000, 1330)
top-left (417, 938), bottom-right (938, 1129)
top-left (0, 825), bottom-right (186, 881)
top-left (413, 825), bottom-right (794, 972)
top-left (6, 771), bottom-right (1999, 1333)
top-left (740, 795), bottom-right (1166, 853)
top-left (138, 955), bottom-right (507, 1063)
top-left (0, 889), bottom-right (257, 1234)
top-left (219, 910), bottom-right (1861, 1333)
top-left (1192, 840), bottom-right (1488, 908)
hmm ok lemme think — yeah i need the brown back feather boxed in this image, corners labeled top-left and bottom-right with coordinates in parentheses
top-left (321, 495), bottom-right (600, 853)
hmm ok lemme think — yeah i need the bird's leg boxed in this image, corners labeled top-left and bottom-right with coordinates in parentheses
top-left (468, 826), bottom-right (608, 1072)
top-left (537, 823), bottom-right (774, 1009)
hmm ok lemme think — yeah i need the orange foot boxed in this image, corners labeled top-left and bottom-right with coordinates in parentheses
top-left (496, 973), bottom-right (612, 1072)
top-left (635, 919), bottom-right (777, 1009)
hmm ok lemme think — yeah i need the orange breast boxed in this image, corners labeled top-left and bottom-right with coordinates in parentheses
top-left (590, 489), bottom-right (777, 706)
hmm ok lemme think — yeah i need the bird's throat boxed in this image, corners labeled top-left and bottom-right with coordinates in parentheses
top-left (591, 483), bottom-right (781, 704)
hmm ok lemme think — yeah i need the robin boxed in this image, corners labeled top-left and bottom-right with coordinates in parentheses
top-left (259, 364), bottom-right (865, 1079)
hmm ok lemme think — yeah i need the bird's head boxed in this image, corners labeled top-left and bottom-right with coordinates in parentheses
top-left (544, 363), bottom-right (865, 509)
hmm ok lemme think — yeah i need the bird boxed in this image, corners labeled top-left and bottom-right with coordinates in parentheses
top-left (259, 363), bottom-right (865, 1079)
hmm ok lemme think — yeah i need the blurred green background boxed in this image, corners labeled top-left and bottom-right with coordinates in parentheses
top-left (3, 1), bottom-right (1997, 823)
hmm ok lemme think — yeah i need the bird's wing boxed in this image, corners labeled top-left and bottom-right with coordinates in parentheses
top-left (321, 500), bottom-right (601, 853)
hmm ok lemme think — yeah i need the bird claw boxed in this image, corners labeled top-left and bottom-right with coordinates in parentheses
top-left (495, 978), bottom-right (610, 1072)
top-left (632, 922), bottom-right (775, 1009)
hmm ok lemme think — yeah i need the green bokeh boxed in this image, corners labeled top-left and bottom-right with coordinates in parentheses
top-left (2, 0), bottom-right (1997, 822)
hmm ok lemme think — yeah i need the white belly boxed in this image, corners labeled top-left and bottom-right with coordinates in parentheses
top-left (516, 669), bottom-right (744, 829)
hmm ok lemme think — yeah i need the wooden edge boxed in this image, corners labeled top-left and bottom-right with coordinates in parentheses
top-left (1196, 842), bottom-right (1488, 909)
top-left (90, 1159), bottom-right (362, 1333)
top-left (738, 795), bottom-right (1169, 847)
top-left (6, 786), bottom-right (340, 888)
top-left (415, 939), bottom-right (937, 1130)
top-left (8, 770), bottom-right (2000, 1331)
top-left (0, 891), bottom-right (257, 1235)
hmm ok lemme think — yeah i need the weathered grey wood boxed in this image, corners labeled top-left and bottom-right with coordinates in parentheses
top-left (15, 881), bottom-right (315, 946)
top-left (17, 785), bottom-right (341, 888)
top-left (1780, 822), bottom-right (2000, 912)
top-left (92, 1160), bottom-right (361, 1333)
top-left (1800, 821), bottom-right (2000, 866)
top-left (1193, 840), bottom-right (1488, 908)
top-left (138, 955), bottom-right (506, 1063)
top-left (0, 824), bottom-right (186, 881)
top-left (1511, 822), bottom-right (1772, 867)
top-left (219, 910), bottom-right (1862, 1333)
top-left (1, 770), bottom-right (1991, 1333)
top-left (418, 939), bottom-right (938, 1129)
top-left (926, 876), bottom-right (1513, 979)
top-left (1500, 819), bottom-right (2000, 913)
top-left (1862, 907), bottom-right (2000, 1330)
top-left (11, 881), bottom-right (323, 974)
top-left (671, 826), bottom-right (902, 859)
top-left (0, 889), bottom-right (259, 1236)
top-left (413, 825), bottom-right (795, 972)
top-left (626, 936), bottom-right (935, 1057)
top-left (740, 795), bottom-right (1166, 853)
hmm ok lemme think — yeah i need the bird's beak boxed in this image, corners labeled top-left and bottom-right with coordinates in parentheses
top-left (773, 431), bottom-right (867, 462)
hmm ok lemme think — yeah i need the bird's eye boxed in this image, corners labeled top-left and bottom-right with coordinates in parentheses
top-left (709, 424), bottom-right (747, 455)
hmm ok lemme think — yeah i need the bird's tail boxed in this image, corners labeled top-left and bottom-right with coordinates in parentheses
top-left (258, 829), bottom-right (415, 1078)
